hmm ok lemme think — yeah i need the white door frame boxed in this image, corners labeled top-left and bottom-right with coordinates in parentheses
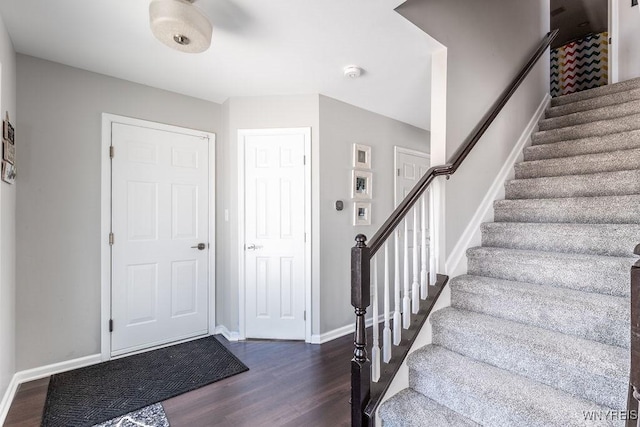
top-left (393, 146), bottom-right (430, 208)
top-left (100, 113), bottom-right (216, 361)
top-left (608, 0), bottom-right (619, 84)
top-left (237, 127), bottom-right (312, 342)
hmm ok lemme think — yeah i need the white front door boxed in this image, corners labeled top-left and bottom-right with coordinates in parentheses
top-left (395, 147), bottom-right (431, 207)
top-left (241, 129), bottom-right (308, 340)
top-left (111, 122), bottom-right (210, 356)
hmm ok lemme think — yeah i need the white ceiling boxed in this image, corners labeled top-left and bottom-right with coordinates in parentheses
top-left (0, 0), bottom-right (443, 130)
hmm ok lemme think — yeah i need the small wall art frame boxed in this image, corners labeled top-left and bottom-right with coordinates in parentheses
top-left (2, 161), bottom-right (15, 184)
top-left (353, 143), bottom-right (371, 170)
top-left (1, 112), bottom-right (15, 184)
top-left (353, 202), bottom-right (371, 226)
top-left (351, 170), bottom-right (372, 199)
top-left (3, 118), bottom-right (14, 144)
top-left (3, 140), bottom-right (14, 164)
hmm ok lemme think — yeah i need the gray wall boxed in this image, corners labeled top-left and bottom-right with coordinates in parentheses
top-left (0, 11), bottom-right (16, 403)
top-left (216, 95), bottom-right (320, 334)
top-left (397, 0), bottom-right (550, 258)
top-left (618, 2), bottom-right (640, 81)
top-left (318, 95), bottom-right (429, 333)
top-left (16, 55), bottom-right (222, 370)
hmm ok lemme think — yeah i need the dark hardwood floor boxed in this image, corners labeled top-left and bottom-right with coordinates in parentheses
top-left (4, 334), bottom-right (353, 427)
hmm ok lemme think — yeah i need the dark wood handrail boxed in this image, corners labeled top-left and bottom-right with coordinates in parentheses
top-left (367, 29), bottom-right (558, 257)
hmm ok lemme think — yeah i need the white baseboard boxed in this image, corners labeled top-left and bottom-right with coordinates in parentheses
top-left (0, 374), bottom-right (19, 426)
top-left (445, 94), bottom-right (551, 277)
top-left (214, 325), bottom-right (240, 342)
top-left (0, 353), bottom-right (102, 425)
top-left (14, 354), bottom-right (102, 385)
top-left (310, 314), bottom-right (385, 344)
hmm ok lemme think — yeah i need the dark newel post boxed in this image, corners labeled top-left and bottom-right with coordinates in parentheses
top-left (628, 244), bottom-right (640, 427)
top-left (351, 234), bottom-right (371, 427)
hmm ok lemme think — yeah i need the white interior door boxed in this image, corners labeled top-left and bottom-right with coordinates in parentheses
top-left (395, 147), bottom-right (431, 207)
top-left (395, 147), bottom-right (431, 283)
top-left (242, 129), bottom-right (308, 340)
top-left (111, 122), bottom-right (210, 356)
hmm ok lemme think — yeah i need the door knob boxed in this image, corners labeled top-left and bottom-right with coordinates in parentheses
top-left (191, 243), bottom-right (206, 250)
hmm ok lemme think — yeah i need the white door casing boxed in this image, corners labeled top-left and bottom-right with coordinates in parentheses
top-left (238, 128), bottom-right (311, 341)
top-left (103, 117), bottom-right (214, 358)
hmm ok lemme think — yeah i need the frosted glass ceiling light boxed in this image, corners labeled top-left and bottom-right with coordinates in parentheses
top-left (150, 0), bottom-right (212, 53)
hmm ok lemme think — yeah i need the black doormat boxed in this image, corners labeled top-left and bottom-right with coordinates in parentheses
top-left (41, 335), bottom-right (249, 427)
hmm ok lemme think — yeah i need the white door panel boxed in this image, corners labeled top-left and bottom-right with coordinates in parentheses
top-left (111, 123), bottom-right (209, 356)
top-left (243, 131), bottom-right (307, 340)
top-left (396, 150), bottom-right (431, 207)
top-left (394, 147), bottom-right (430, 279)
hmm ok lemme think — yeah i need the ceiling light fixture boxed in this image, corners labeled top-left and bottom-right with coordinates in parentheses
top-left (344, 66), bottom-right (363, 79)
top-left (150, 0), bottom-right (213, 53)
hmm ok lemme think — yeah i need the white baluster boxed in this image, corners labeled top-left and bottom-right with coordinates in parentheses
top-left (412, 206), bottom-right (420, 314)
top-left (371, 256), bottom-right (380, 382)
top-left (420, 192), bottom-right (428, 298)
top-left (393, 230), bottom-right (401, 345)
top-left (403, 218), bottom-right (410, 329)
top-left (383, 242), bottom-right (392, 362)
top-left (429, 181), bottom-right (439, 285)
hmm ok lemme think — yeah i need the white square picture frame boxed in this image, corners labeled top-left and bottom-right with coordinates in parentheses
top-left (353, 202), bottom-right (371, 226)
top-left (351, 170), bottom-right (372, 199)
top-left (353, 143), bottom-right (371, 169)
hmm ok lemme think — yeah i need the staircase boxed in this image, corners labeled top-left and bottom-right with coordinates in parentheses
top-left (379, 79), bottom-right (640, 426)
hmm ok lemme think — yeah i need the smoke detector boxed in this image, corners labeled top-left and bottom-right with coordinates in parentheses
top-left (344, 66), bottom-right (363, 79)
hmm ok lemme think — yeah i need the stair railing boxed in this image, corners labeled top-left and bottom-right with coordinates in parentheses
top-left (350, 29), bottom-right (559, 427)
top-left (628, 244), bottom-right (640, 427)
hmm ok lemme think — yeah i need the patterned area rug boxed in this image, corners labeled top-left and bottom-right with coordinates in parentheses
top-left (93, 404), bottom-right (169, 427)
top-left (41, 335), bottom-right (248, 427)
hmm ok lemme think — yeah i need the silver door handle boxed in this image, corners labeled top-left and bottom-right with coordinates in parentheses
top-left (191, 243), bottom-right (206, 250)
top-left (246, 244), bottom-right (263, 251)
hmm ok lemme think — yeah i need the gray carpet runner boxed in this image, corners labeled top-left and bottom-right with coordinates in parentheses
top-left (380, 79), bottom-right (640, 426)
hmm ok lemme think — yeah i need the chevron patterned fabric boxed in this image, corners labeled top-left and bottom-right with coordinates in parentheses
top-left (551, 32), bottom-right (608, 97)
top-left (41, 336), bottom-right (249, 427)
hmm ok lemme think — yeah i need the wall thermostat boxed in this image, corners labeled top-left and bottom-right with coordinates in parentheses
top-left (335, 200), bottom-right (344, 211)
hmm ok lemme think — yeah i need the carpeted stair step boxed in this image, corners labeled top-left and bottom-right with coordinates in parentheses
top-left (481, 222), bottom-right (640, 257)
top-left (551, 77), bottom-right (640, 107)
top-left (494, 194), bottom-right (640, 224)
top-left (450, 274), bottom-right (629, 348)
top-left (539, 99), bottom-right (640, 131)
top-left (514, 147), bottom-right (640, 179)
top-left (379, 389), bottom-right (480, 427)
top-left (407, 345), bottom-right (620, 427)
top-left (466, 246), bottom-right (634, 297)
top-left (505, 169), bottom-right (640, 199)
top-left (524, 129), bottom-right (640, 161)
top-left (531, 112), bottom-right (640, 145)
top-left (546, 87), bottom-right (640, 118)
top-left (431, 307), bottom-right (628, 409)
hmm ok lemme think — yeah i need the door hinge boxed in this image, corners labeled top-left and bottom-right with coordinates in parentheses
top-left (397, 168), bottom-right (401, 177)
top-left (109, 232), bottom-right (114, 245)
top-left (109, 146), bottom-right (114, 158)
top-left (109, 319), bottom-right (114, 332)
top-left (303, 311), bottom-right (306, 321)
top-left (304, 232), bottom-right (307, 243)
top-left (303, 155), bottom-right (306, 165)
top-left (609, 37), bottom-right (612, 44)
